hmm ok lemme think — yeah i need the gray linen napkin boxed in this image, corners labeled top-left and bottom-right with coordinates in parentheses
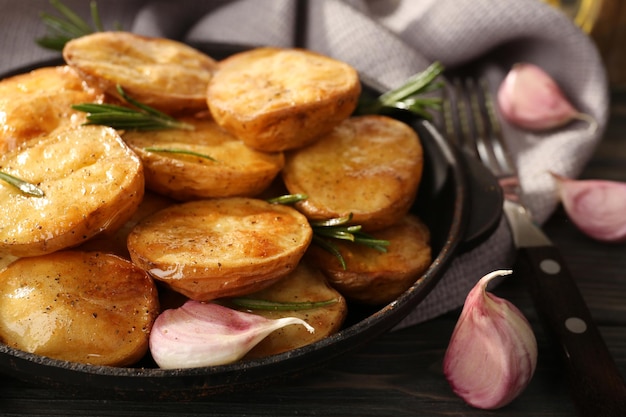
top-left (0, 0), bottom-right (608, 327)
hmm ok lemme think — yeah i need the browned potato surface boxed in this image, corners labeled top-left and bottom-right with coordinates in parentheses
top-left (240, 261), bottom-right (347, 359)
top-left (282, 115), bottom-right (424, 231)
top-left (63, 32), bottom-right (217, 114)
top-left (0, 66), bottom-right (103, 153)
top-left (122, 117), bottom-right (285, 200)
top-left (0, 251), bottom-right (159, 366)
top-left (127, 197), bottom-right (313, 300)
top-left (306, 214), bottom-right (431, 305)
top-left (207, 47), bottom-right (361, 152)
top-left (0, 125), bottom-right (144, 257)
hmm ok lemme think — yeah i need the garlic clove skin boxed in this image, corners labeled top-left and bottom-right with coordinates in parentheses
top-left (497, 63), bottom-right (597, 132)
top-left (552, 172), bottom-right (626, 243)
top-left (443, 270), bottom-right (538, 409)
top-left (149, 300), bottom-right (314, 369)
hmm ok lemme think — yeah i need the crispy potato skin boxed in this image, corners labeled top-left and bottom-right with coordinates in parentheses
top-left (63, 32), bottom-right (217, 114)
top-left (0, 66), bottom-right (103, 153)
top-left (207, 47), bottom-right (361, 152)
top-left (0, 125), bottom-right (144, 257)
top-left (122, 117), bottom-right (285, 200)
top-left (0, 251), bottom-right (159, 366)
top-left (282, 115), bottom-right (424, 231)
top-left (127, 198), bottom-right (313, 300)
top-left (240, 261), bottom-right (347, 359)
top-left (307, 214), bottom-right (431, 305)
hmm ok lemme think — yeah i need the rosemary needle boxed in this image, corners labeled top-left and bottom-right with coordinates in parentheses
top-left (0, 171), bottom-right (45, 197)
top-left (144, 147), bottom-right (217, 161)
top-left (266, 194), bottom-right (308, 205)
top-left (228, 298), bottom-right (338, 311)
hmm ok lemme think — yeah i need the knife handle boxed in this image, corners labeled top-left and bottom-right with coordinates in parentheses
top-left (517, 246), bottom-right (626, 417)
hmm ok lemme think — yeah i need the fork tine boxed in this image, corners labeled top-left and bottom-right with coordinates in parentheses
top-left (444, 74), bottom-right (516, 179)
top-left (465, 77), bottom-right (497, 171)
top-left (476, 77), bottom-right (517, 177)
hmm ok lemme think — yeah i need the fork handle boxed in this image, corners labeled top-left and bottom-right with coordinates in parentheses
top-left (516, 245), bottom-right (626, 417)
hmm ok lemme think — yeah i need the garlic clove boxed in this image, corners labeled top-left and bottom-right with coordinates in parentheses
top-left (497, 63), bottom-right (597, 132)
top-left (552, 172), bottom-right (626, 242)
top-left (149, 300), bottom-right (314, 369)
top-left (443, 270), bottom-right (538, 409)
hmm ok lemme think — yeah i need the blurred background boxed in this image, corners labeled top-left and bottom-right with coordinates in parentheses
top-left (544, 0), bottom-right (626, 87)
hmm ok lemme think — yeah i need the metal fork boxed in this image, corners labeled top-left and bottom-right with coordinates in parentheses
top-left (444, 74), bottom-right (626, 416)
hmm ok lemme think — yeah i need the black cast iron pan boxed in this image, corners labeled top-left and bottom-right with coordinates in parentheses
top-left (0, 42), bottom-right (502, 399)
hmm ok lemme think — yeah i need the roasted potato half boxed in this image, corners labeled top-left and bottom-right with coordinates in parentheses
top-left (127, 197), bottom-right (313, 300)
top-left (0, 65), bottom-right (103, 153)
top-left (0, 251), bottom-right (159, 366)
top-left (0, 125), bottom-right (144, 257)
top-left (122, 117), bottom-right (285, 200)
top-left (306, 214), bottom-right (431, 305)
top-left (63, 32), bottom-right (218, 114)
top-left (238, 261), bottom-right (347, 359)
top-left (207, 47), bottom-right (361, 152)
top-left (282, 115), bottom-right (424, 231)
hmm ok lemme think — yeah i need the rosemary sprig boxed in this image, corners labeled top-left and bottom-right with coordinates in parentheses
top-left (144, 147), bottom-right (217, 161)
top-left (72, 85), bottom-right (195, 131)
top-left (36, 0), bottom-right (108, 51)
top-left (0, 171), bottom-right (45, 197)
top-left (228, 298), bottom-right (338, 311)
top-left (310, 213), bottom-right (390, 270)
top-left (357, 61), bottom-right (445, 120)
top-left (268, 195), bottom-right (390, 269)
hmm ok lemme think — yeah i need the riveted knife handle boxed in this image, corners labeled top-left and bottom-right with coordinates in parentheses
top-left (517, 245), bottom-right (626, 417)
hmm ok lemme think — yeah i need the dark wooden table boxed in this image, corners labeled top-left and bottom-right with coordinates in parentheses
top-left (1, 91), bottom-right (625, 417)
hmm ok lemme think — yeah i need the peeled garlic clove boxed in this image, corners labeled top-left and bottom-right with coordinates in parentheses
top-left (497, 63), bottom-right (597, 132)
top-left (149, 300), bottom-right (314, 369)
top-left (443, 270), bottom-right (537, 409)
top-left (552, 172), bottom-right (626, 242)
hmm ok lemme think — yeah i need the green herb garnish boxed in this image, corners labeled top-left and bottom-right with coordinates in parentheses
top-left (357, 61), bottom-right (445, 120)
top-left (269, 195), bottom-right (390, 269)
top-left (36, 0), bottom-right (110, 51)
top-left (228, 298), bottom-right (338, 311)
top-left (0, 171), bottom-right (45, 197)
top-left (144, 147), bottom-right (216, 161)
top-left (73, 85), bottom-right (194, 131)
top-left (310, 213), bottom-right (390, 270)
top-left (266, 193), bottom-right (308, 205)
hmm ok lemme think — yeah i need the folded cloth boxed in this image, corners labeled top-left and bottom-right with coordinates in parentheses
top-left (0, 0), bottom-right (608, 327)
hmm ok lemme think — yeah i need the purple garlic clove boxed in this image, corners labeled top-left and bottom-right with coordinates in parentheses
top-left (497, 63), bottom-right (597, 132)
top-left (552, 172), bottom-right (626, 242)
top-left (149, 300), bottom-right (314, 369)
top-left (443, 270), bottom-right (538, 409)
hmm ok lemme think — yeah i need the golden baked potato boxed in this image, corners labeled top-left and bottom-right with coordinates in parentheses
top-left (207, 47), bottom-right (361, 152)
top-left (306, 214), bottom-right (431, 305)
top-left (0, 65), bottom-right (103, 153)
top-left (0, 125), bottom-right (144, 257)
top-left (282, 115), bottom-right (424, 231)
top-left (238, 260), bottom-right (348, 359)
top-left (127, 197), bottom-right (313, 300)
top-left (0, 251), bottom-right (159, 366)
top-left (122, 116), bottom-right (285, 200)
top-left (63, 31), bottom-right (218, 114)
